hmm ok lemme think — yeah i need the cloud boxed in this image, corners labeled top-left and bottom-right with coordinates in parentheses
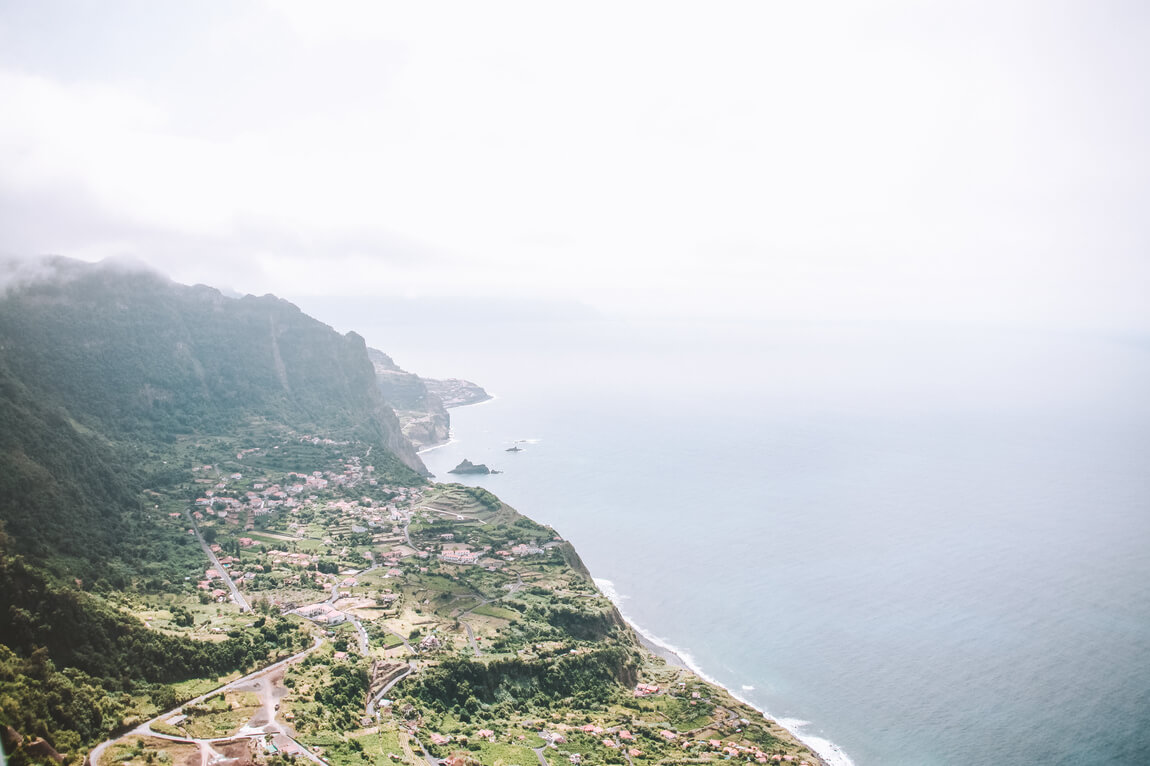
top-left (0, 2), bottom-right (1147, 329)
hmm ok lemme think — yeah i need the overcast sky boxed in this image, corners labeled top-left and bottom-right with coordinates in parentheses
top-left (1, 1), bottom-right (1148, 329)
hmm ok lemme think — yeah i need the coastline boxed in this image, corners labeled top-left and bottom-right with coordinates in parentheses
top-left (417, 436), bottom-right (457, 455)
top-left (595, 577), bottom-right (854, 766)
top-left (415, 394), bottom-right (498, 455)
top-left (429, 393), bottom-right (854, 766)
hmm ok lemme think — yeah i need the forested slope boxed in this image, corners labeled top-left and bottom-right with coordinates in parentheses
top-left (0, 258), bottom-right (426, 763)
top-left (0, 258), bottom-right (424, 568)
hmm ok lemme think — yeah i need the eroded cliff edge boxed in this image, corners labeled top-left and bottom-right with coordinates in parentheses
top-left (368, 347), bottom-right (491, 450)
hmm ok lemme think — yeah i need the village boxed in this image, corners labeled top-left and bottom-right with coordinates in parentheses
top-left (97, 432), bottom-right (822, 766)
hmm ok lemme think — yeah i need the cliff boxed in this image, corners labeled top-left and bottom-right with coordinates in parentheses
top-left (0, 258), bottom-right (426, 564)
top-left (367, 348), bottom-right (490, 450)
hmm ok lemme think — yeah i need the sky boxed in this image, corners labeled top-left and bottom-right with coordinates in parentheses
top-left (1, 0), bottom-right (1148, 330)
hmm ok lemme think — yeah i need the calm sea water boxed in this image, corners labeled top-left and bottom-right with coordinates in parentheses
top-left (364, 319), bottom-right (1150, 765)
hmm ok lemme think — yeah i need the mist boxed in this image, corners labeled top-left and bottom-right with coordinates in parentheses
top-left (1, 1), bottom-right (1148, 332)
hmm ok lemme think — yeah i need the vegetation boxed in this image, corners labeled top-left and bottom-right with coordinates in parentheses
top-left (0, 259), bottom-right (819, 766)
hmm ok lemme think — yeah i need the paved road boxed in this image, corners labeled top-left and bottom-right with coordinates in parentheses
top-left (88, 638), bottom-right (322, 766)
top-left (186, 509), bottom-right (251, 612)
top-left (324, 581), bottom-right (369, 654)
top-left (365, 662), bottom-right (415, 717)
top-left (408, 733), bottom-right (439, 766)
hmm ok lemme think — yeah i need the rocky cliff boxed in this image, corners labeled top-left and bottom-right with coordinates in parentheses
top-left (368, 349), bottom-right (490, 450)
top-left (0, 257), bottom-right (428, 561)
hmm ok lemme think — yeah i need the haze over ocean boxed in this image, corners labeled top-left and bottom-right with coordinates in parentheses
top-left (370, 319), bottom-right (1150, 765)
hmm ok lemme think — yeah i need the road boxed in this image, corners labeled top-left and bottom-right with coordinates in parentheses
top-left (365, 662), bottom-right (416, 717)
top-left (403, 519), bottom-right (418, 551)
top-left (185, 509), bottom-right (251, 612)
top-left (407, 733), bottom-right (440, 766)
top-left (416, 505), bottom-right (488, 525)
top-left (88, 638), bottom-right (322, 766)
top-left (324, 581), bottom-right (369, 654)
top-left (456, 569), bottom-right (524, 657)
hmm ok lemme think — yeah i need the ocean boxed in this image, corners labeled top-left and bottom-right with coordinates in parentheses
top-left (357, 318), bottom-right (1150, 765)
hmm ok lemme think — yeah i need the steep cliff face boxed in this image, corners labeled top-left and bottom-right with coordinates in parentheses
top-left (0, 258), bottom-right (424, 476)
top-left (368, 349), bottom-right (451, 450)
top-left (368, 349), bottom-right (490, 451)
top-left (0, 258), bottom-right (427, 563)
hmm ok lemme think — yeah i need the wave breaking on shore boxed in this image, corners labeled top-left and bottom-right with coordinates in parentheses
top-left (594, 577), bottom-right (855, 766)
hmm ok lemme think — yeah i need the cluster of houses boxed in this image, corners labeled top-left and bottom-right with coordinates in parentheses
top-left (293, 602), bottom-right (349, 625)
top-left (196, 567), bottom-right (229, 601)
top-left (421, 723), bottom-right (809, 766)
top-left (189, 454), bottom-right (401, 525)
top-left (439, 546), bottom-right (484, 565)
top-left (536, 721), bottom-right (810, 765)
top-left (267, 550), bottom-right (317, 567)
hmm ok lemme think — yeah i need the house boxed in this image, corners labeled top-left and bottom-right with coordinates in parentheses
top-left (439, 549), bottom-right (481, 565)
top-left (296, 603), bottom-right (348, 625)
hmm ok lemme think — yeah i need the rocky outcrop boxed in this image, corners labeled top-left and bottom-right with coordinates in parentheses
top-left (448, 459), bottom-right (499, 475)
top-left (424, 378), bottom-right (491, 408)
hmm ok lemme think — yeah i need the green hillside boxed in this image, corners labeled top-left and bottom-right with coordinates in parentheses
top-left (0, 259), bottom-right (817, 766)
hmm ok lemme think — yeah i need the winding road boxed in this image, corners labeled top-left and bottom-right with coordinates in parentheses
top-left (365, 662), bottom-right (416, 717)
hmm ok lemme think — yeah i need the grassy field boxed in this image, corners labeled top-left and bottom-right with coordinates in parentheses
top-left (100, 737), bottom-right (200, 766)
top-left (335, 728), bottom-right (425, 766)
top-left (182, 691), bottom-right (260, 738)
top-left (471, 604), bottom-right (520, 621)
top-left (468, 740), bottom-right (542, 766)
